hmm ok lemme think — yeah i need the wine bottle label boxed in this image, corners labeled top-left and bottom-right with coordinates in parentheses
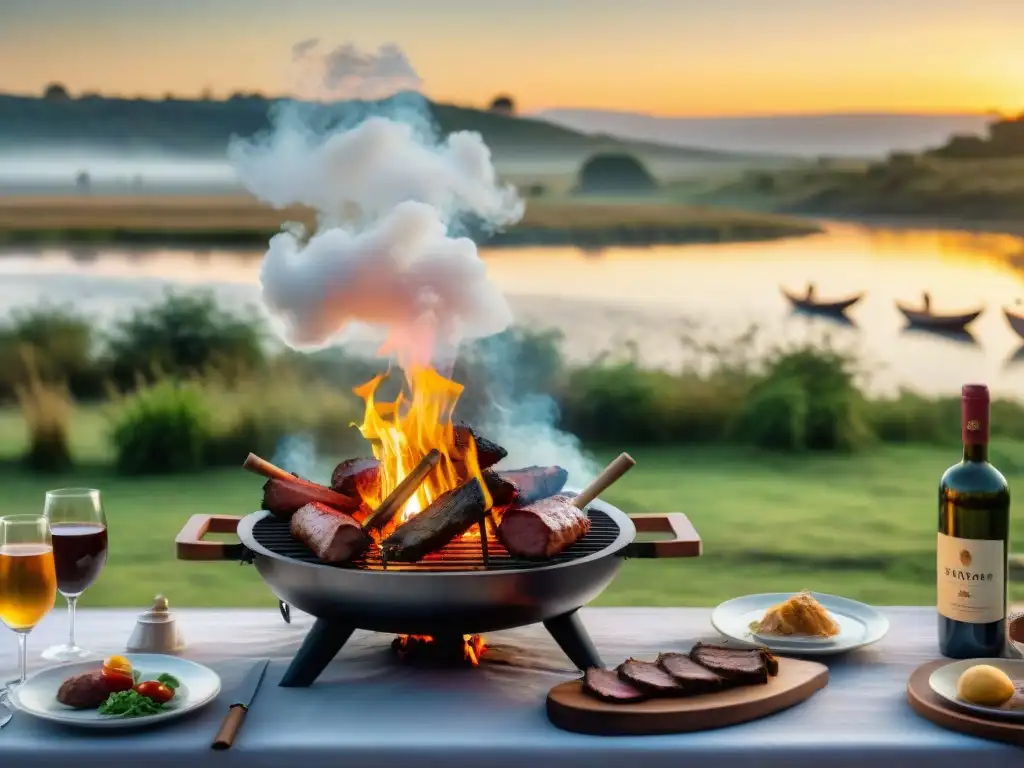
top-left (937, 532), bottom-right (1005, 623)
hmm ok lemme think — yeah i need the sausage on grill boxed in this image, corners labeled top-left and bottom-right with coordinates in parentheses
top-left (497, 494), bottom-right (590, 559)
top-left (290, 502), bottom-right (372, 564)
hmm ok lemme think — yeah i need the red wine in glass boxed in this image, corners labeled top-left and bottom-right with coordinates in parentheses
top-left (50, 523), bottom-right (108, 595)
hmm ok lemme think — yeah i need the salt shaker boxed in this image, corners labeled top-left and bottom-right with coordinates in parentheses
top-left (126, 595), bottom-right (184, 654)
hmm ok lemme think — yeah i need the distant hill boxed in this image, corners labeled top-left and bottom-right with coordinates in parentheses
top-left (535, 109), bottom-right (995, 159)
top-left (0, 93), bottom-right (779, 168)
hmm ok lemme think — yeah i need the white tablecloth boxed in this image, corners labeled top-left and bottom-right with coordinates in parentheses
top-left (0, 607), bottom-right (1021, 767)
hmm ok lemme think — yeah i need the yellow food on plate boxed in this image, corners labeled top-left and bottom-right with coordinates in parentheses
top-left (957, 664), bottom-right (1015, 707)
top-left (751, 591), bottom-right (841, 638)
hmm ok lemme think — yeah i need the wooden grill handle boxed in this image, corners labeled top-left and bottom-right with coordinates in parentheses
top-left (175, 514), bottom-right (244, 561)
top-left (625, 513), bottom-right (702, 559)
top-left (572, 453), bottom-right (636, 510)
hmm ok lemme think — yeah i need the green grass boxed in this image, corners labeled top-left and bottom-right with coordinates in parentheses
top-left (4, 402), bottom-right (1020, 608)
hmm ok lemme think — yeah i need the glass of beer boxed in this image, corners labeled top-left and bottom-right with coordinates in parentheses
top-left (40, 489), bottom-right (108, 662)
top-left (0, 515), bottom-right (57, 692)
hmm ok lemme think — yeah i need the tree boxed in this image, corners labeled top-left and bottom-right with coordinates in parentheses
top-left (574, 153), bottom-right (658, 195)
top-left (489, 95), bottom-right (515, 115)
top-left (43, 82), bottom-right (70, 100)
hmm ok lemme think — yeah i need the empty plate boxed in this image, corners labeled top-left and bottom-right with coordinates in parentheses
top-left (711, 592), bottom-right (890, 655)
top-left (929, 659), bottom-right (1024, 721)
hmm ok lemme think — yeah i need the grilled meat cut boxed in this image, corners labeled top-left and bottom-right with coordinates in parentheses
top-left (656, 652), bottom-right (727, 694)
top-left (57, 672), bottom-right (110, 709)
top-left (689, 643), bottom-right (779, 685)
top-left (380, 479), bottom-right (486, 563)
top-left (497, 494), bottom-right (591, 559)
top-left (330, 457), bottom-right (380, 497)
top-left (290, 502), bottom-right (372, 564)
top-left (263, 476), bottom-right (359, 519)
top-left (482, 469), bottom-right (518, 507)
top-left (583, 667), bottom-right (648, 703)
top-left (617, 658), bottom-right (683, 696)
top-left (496, 466), bottom-right (569, 505)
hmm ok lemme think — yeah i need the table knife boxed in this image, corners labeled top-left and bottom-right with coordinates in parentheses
top-left (211, 659), bottom-right (269, 750)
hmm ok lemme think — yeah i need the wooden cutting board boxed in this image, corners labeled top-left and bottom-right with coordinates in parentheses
top-left (907, 660), bottom-right (1024, 747)
top-left (546, 657), bottom-right (828, 736)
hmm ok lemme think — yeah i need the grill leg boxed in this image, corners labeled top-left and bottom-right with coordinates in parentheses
top-left (279, 618), bottom-right (357, 687)
top-left (543, 610), bottom-right (604, 670)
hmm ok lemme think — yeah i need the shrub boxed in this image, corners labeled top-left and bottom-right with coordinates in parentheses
top-left (574, 153), bottom-right (658, 195)
top-left (105, 291), bottom-right (267, 391)
top-left (733, 377), bottom-right (808, 451)
top-left (0, 305), bottom-right (103, 402)
top-left (110, 380), bottom-right (213, 475)
top-left (15, 355), bottom-right (73, 473)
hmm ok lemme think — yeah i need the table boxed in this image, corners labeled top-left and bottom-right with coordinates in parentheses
top-left (1, 607), bottom-right (1020, 767)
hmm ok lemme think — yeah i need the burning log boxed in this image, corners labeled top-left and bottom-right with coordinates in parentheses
top-left (380, 478), bottom-right (487, 563)
top-left (330, 457), bottom-right (380, 497)
top-left (392, 634), bottom-right (487, 666)
top-left (362, 450), bottom-right (442, 533)
top-left (290, 502), bottom-right (371, 564)
top-left (498, 453), bottom-right (635, 559)
top-left (485, 465), bottom-right (569, 507)
top-left (453, 424), bottom-right (507, 470)
top-left (245, 453), bottom-right (358, 517)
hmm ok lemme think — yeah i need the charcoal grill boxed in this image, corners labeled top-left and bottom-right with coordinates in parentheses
top-left (176, 495), bottom-right (700, 687)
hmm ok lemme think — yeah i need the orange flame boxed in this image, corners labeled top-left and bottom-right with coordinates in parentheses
top-left (353, 365), bottom-right (492, 532)
top-left (394, 634), bottom-right (487, 665)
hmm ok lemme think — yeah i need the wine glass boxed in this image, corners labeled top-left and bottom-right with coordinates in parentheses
top-left (0, 515), bottom-right (57, 695)
top-left (40, 489), bottom-right (108, 662)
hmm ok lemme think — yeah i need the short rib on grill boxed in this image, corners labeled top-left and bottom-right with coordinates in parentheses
top-left (380, 479), bottom-right (487, 563)
top-left (486, 465), bottom-right (569, 507)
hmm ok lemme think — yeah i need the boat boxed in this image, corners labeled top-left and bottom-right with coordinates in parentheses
top-left (896, 301), bottom-right (982, 332)
top-left (781, 288), bottom-right (864, 315)
top-left (1004, 306), bottom-right (1024, 340)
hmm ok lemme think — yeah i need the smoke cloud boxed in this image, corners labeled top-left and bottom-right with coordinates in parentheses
top-left (291, 41), bottom-right (423, 100)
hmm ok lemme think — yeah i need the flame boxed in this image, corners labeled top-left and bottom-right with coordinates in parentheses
top-left (353, 364), bottom-right (492, 533)
top-left (393, 634), bottom-right (487, 665)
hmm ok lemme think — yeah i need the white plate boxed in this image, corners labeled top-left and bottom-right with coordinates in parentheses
top-left (8, 653), bottom-right (221, 729)
top-left (711, 592), bottom-right (890, 655)
top-left (929, 659), bottom-right (1024, 720)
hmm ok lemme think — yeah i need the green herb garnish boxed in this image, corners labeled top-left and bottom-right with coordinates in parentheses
top-left (98, 690), bottom-right (164, 717)
top-left (156, 673), bottom-right (180, 690)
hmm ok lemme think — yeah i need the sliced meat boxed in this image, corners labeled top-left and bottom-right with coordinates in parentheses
top-left (497, 494), bottom-right (590, 559)
top-left (497, 466), bottom-right (569, 504)
top-left (56, 672), bottom-right (110, 709)
top-left (453, 424), bottom-right (507, 470)
top-left (656, 652), bottom-right (727, 694)
top-left (290, 502), bottom-right (372, 564)
top-left (482, 469), bottom-right (519, 508)
top-left (583, 667), bottom-right (648, 703)
top-left (689, 643), bottom-right (779, 685)
top-left (330, 457), bottom-right (381, 498)
top-left (262, 476), bottom-right (359, 519)
top-left (617, 658), bottom-right (683, 696)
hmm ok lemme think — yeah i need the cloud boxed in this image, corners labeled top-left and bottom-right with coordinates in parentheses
top-left (291, 41), bottom-right (423, 100)
top-left (291, 37), bottom-right (320, 60)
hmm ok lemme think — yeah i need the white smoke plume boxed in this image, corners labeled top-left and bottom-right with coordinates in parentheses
top-left (291, 41), bottom-right (422, 100)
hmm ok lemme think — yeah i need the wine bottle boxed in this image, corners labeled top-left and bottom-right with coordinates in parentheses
top-left (937, 384), bottom-right (1010, 659)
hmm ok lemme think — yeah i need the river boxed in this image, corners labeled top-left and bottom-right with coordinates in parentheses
top-left (3, 221), bottom-right (1024, 397)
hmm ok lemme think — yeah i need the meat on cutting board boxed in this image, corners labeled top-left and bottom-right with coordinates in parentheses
top-left (583, 667), bottom-right (648, 703)
top-left (688, 643), bottom-right (778, 685)
top-left (290, 502), bottom-right (372, 564)
top-left (497, 494), bottom-right (590, 559)
top-left (617, 658), bottom-right (683, 696)
top-left (656, 653), bottom-right (727, 694)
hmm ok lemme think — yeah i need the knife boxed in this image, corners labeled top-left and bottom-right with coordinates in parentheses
top-left (211, 659), bottom-right (269, 750)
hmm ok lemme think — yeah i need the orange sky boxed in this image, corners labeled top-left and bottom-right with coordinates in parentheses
top-left (1, 0), bottom-right (1022, 116)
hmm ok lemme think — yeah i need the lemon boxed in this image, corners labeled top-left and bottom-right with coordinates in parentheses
top-left (956, 664), bottom-right (1015, 707)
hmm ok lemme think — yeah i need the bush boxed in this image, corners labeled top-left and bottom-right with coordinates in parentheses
top-left (110, 380), bottom-right (212, 475)
top-left (574, 153), bottom-right (658, 195)
top-left (0, 305), bottom-right (103, 402)
top-left (105, 291), bottom-right (267, 391)
top-left (16, 358), bottom-right (73, 473)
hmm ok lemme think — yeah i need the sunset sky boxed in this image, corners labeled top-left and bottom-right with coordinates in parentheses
top-left (2, 0), bottom-right (1023, 116)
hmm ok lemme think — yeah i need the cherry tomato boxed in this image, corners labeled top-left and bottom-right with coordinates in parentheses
top-left (100, 666), bottom-right (135, 692)
top-left (135, 681), bottom-right (174, 704)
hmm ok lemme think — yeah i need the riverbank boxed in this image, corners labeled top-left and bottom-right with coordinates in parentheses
top-left (0, 195), bottom-right (820, 248)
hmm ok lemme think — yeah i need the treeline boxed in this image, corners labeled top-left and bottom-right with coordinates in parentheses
top-left (928, 113), bottom-right (1024, 159)
top-left (4, 291), bottom-right (1024, 476)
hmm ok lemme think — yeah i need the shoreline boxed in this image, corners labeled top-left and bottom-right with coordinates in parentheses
top-left (0, 195), bottom-right (821, 249)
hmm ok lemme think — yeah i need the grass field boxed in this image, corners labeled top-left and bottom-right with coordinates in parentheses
top-left (3, 406), bottom-right (1020, 609)
top-left (0, 194), bottom-right (819, 248)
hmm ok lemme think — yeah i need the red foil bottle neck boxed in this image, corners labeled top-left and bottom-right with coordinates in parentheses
top-left (962, 383), bottom-right (990, 445)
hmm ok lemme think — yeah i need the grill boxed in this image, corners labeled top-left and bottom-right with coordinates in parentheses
top-left (250, 509), bottom-right (621, 572)
top-left (176, 496), bottom-right (701, 687)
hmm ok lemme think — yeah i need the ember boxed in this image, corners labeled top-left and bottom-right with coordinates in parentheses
top-left (392, 634), bottom-right (487, 666)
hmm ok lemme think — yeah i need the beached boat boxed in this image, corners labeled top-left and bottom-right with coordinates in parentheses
top-left (1004, 306), bottom-right (1024, 340)
top-left (896, 301), bottom-right (982, 332)
top-left (782, 288), bottom-right (863, 315)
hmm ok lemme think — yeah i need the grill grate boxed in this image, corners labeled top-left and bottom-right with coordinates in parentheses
top-left (251, 509), bottom-right (621, 572)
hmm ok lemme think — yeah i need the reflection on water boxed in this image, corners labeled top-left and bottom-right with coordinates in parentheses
top-left (788, 307), bottom-right (857, 329)
top-left (4, 221), bottom-right (1024, 397)
top-left (899, 326), bottom-right (980, 348)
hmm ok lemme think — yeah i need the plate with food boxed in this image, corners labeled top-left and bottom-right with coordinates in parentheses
top-left (929, 659), bottom-right (1024, 720)
top-left (711, 591), bottom-right (889, 655)
top-left (8, 653), bottom-right (221, 729)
